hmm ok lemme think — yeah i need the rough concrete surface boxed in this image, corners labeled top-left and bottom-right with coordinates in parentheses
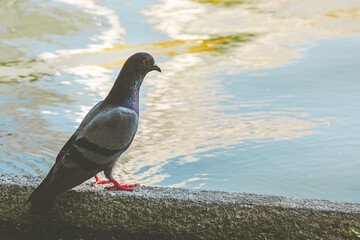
top-left (0, 174), bottom-right (359, 240)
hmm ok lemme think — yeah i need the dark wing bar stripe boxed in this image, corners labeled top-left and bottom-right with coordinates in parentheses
top-left (68, 146), bottom-right (102, 170)
top-left (75, 137), bottom-right (120, 156)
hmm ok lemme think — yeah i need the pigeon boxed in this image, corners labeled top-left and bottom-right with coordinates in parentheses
top-left (28, 52), bottom-right (161, 213)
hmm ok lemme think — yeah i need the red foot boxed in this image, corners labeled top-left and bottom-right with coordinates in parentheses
top-left (107, 179), bottom-right (138, 191)
top-left (93, 174), bottom-right (111, 186)
top-left (92, 175), bottom-right (138, 191)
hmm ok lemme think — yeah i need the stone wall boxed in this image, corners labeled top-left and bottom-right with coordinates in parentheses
top-left (1, 174), bottom-right (359, 239)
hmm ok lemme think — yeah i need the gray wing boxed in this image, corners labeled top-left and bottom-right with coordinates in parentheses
top-left (72, 106), bottom-right (139, 166)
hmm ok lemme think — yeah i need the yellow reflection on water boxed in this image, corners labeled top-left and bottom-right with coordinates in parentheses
top-left (192, 0), bottom-right (245, 6)
top-left (325, 8), bottom-right (359, 18)
top-left (98, 34), bottom-right (255, 69)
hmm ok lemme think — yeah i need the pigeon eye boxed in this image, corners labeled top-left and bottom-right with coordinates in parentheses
top-left (142, 58), bottom-right (148, 64)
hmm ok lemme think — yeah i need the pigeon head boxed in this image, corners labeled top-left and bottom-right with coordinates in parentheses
top-left (124, 52), bottom-right (161, 75)
top-left (105, 52), bottom-right (161, 111)
top-left (111, 52), bottom-right (161, 90)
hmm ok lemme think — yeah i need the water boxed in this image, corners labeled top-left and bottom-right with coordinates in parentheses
top-left (0, 0), bottom-right (359, 203)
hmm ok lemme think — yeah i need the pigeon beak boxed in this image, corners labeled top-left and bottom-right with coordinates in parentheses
top-left (152, 63), bottom-right (161, 72)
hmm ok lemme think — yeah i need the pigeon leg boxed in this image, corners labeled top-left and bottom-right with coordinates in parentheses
top-left (93, 174), bottom-right (111, 186)
top-left (106, 179), bottom-right (138, 191)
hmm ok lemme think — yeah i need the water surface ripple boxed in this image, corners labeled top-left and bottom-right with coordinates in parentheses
top-left (0, 0), bottom-right (359, 203)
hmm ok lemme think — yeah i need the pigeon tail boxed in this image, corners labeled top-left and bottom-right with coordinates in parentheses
top-left (28, 161), bottom-right (100, 214)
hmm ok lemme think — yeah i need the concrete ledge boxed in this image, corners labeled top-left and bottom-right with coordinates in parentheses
top-left (1, 174), bottom-right (359, 239)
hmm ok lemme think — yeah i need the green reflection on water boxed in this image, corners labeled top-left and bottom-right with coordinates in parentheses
top-left (200, 33), bottom-right (256, 53)
top-left (0, 59), bottom-right (38, 67)
top-left (0, 0), bottom-right (92, 62)
top-left (0, 0), bottom-right (91, 39)
top-left (0, 59), bottom-right (47, 83)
